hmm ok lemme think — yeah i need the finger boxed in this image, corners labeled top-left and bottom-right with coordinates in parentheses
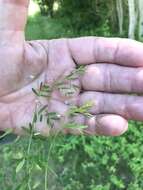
top-left (48, 98), bottom-right (128, 136)
top-left (68, 37), bottom-right (143, 66)
top-left (3, 0), bottom-right (29, 6)
top-left (0, 0), bottom-right (29, 31)
top-left (79, 91), bottom-right (143, 121)
top-left (81, 64), bottom-right (143, 93)
top-left (0, 96), bottom-right (127, 137)
top-left (85, 114), bottom-right (128, 136)
top-left (48, 99), bottom-right (128, 136)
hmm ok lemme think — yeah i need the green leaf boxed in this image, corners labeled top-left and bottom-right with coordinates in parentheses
top-left (39, 82), bottom-right (43, 90)
top-left (40, 114), bottom-right (43, 122)
top-left (46, 112), bottom-right (60, 127)
top-left (39, 92), bottom-right (51, 98)
top-left (81, 101), bottom-right (93, 110)
top-left (72, 84), bottom-right (80, 89)
top-left (83, 113), bottom-right (93, 117)
top-left (66, 73), bottom-right (78, 80)
top-left (33, 112), bottom-right (38, 123)
top-left (0, 128), bottom-right (13, 140)
top-left (29, 123), bottom-right (33, 131)
top-left (41, 85), bottom-right (52, 93)
top-left (65, 66), bottom-right (85, 80)
top-left (46, 117), bottom-right (50, 125)
top-left (13, 152), bottom-right (24, 160)
top-left (48, 112), bottom-right (61, 120)
top-left (58, 84), bottom-right (70, 90)
top-left (38, 105), bottom-right (47, 115)
top-left (69, 101), bottom-right (93, 117)
top-left (63, 123), bottom-right (88, 129)
top-left (33, 181), bottom-right (41, 189)
top-left (32, 88), bottom-right (39, 96)
top-left (16, 159), bottom-right (25, 173)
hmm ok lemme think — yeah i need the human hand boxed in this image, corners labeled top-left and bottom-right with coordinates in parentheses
top-left (1, 0), bottom-right (143, 136)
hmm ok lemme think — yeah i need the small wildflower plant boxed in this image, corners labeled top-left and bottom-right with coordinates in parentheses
top-left (25, 65), bottom-right (93, 137)
top-left (0, 65), bottom-right (93, 190)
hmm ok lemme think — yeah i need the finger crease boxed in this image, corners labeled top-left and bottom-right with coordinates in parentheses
top-left (113, 39), bottom-right (120, 64)
top-left (66, 38), bottom-right (77, 65)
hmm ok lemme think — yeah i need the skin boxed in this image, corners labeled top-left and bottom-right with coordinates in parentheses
top-left (1, 0), bottom-right (143, 136)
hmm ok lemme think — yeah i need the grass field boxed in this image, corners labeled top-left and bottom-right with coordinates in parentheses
top-left (0, 3), bottom-right (143, 190)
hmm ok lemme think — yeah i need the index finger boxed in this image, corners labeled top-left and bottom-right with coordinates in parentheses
top-left (68, 37), bottom-right (143, 67)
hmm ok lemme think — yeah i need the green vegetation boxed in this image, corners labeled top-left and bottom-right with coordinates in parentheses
top-left (1, 2), bottom-right (143, 190)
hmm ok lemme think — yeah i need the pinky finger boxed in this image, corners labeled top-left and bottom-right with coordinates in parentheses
top-left (84, 114), bottom-right (128, 136)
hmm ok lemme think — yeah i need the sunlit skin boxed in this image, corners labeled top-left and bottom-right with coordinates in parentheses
top-left (1, 0), bottom-right (143, 136)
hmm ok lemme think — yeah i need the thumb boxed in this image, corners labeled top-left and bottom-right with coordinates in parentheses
top-left (0, 0), bottom-right (30, 96)
top-left (0, 0), bottom-right (29, 42)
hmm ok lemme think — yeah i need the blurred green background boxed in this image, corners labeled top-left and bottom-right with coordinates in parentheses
top-left (1, 0), bottom-right (143, 190)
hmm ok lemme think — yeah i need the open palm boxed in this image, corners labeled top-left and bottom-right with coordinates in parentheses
top-left (1, 0), bottom-right (143, 136)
